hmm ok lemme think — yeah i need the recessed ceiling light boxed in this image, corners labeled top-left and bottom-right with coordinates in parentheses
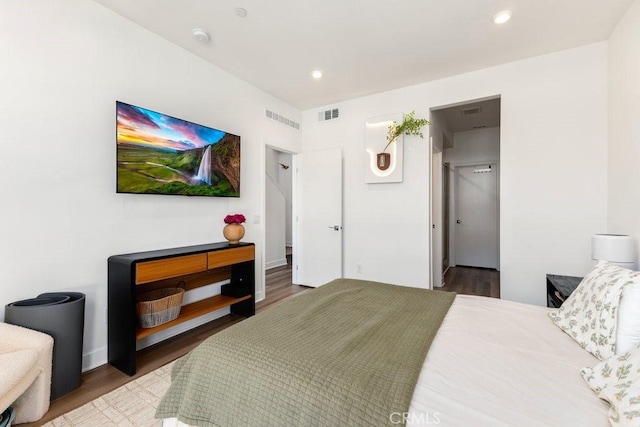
top-left (234, 7), bottom-right (247, 18)
top-left (312, 70), bottom-right (323, 79)
top-left (192, 28), bottom-right (210, 43)
top-left (493, 10), bottom-right (512, 24)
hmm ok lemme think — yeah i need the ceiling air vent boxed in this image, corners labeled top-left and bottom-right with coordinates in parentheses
top-left (472, 125), bottom-right (487, 129)
top-left (318, 108), bottom-right (339, 122)
top-left (265, 109), bottom-right (300, 130)
top-left (460, 107), bottom-right (482, 115)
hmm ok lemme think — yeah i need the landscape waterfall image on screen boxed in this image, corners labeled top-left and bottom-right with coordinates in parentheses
top-left (116, 101), bottom-right (240, 197)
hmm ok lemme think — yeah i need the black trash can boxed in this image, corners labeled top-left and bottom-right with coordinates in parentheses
top-left (5, 292), bottom-right (86, 400)
top-left (0, 406), bottom-right (16, 427)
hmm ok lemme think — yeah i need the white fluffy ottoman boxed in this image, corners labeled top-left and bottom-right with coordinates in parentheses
top-left (0, 323), bottom-right (53, 424)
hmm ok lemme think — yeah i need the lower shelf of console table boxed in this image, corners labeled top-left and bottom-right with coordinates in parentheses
top-left (135, 294), bottom-right (252, 339)
top-left (108, 242), bottom-right (255, 376)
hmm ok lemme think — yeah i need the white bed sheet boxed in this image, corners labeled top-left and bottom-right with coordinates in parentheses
top-left (408, 295), bottom-right (608, 426)
top-left (164, 295), bottom-right (609, 426)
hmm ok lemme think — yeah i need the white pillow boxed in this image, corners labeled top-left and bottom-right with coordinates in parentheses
top-left (582, 343), bottom-right (640, 426)
top-left (549, 260), bottom-right (640, 360)
top-left (617, 283), bottom-right (640, 354)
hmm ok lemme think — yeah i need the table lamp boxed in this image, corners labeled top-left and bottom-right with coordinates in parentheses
top-left (591, 234), bottom-right (637, 270)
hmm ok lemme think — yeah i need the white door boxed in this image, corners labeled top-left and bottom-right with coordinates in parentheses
top-left (294, 148), bottom-right (343, 287)
top-left (454, 164), bottom-right (498, 268)
top-left (431, 148), bottom-right (443, 287)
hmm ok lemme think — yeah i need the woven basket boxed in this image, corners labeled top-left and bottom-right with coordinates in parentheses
top-left (137, 286), bottom-right (185, 328)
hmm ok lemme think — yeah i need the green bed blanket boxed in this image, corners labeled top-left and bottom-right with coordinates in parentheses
top-left (156, 278), bottom-right (455, 426)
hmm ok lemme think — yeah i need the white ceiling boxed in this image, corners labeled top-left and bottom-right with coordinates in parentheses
top-left (91, 0), bottom-right (633, 110)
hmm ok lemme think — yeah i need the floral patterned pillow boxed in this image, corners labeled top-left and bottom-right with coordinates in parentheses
top-left (549, 260), bottom-right (640, 361)
top-left (581, 343), bottom-right (640, 426)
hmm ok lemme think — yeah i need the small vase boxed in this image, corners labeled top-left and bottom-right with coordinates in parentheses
top-left (376, 152), bottom-right (391, 170)
top-left (223, 223), bottom-right (245, 244)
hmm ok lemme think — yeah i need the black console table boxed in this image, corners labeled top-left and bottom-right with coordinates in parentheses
top-left (546, 274), bottom-right (583, 308)
top-left (108, 242), bottom-right (255, 375)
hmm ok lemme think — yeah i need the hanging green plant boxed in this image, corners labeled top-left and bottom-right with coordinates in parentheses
top-left (382, 111), bottom-right (430, 153)
top-left (375, 111), bottom-right (430, 171)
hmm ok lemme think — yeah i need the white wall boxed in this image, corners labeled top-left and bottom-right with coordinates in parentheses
top-left (0, 1), bottom-right (300, 370)
top-left (608, 0), bottom-right (640, 258)
top-left (444, 127), bottom-right (500, 165)
top-left (427, 110), bottom-right (451, 153)
top-left (265, 174), bottom-right (287, 269)
top-left (265, 148), bottom-right (281, 180)
top-left (301, 43), bottom-right (608, 305)
top-left (265, 148), bottom-right (287, 268)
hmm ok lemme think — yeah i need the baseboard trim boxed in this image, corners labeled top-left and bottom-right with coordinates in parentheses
top-left (266, 258), bottom-right (288, 270)
top-left (83, 346), bottom-right (107, 372)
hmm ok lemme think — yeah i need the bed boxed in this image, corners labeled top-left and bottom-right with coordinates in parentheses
top-left (408, 294), bottom-right (608, 426)
top-left (157, 274), bottom-right (625, 426)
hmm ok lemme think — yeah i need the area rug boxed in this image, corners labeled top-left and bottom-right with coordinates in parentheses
top-left (43, 361), bottom-right (175, 426)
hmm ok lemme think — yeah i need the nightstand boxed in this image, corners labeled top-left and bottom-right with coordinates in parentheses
top-left (546, 274), bottom-right (583, 308)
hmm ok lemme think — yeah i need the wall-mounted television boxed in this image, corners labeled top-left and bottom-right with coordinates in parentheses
top-left (116, 101), bottom-right (240, 197)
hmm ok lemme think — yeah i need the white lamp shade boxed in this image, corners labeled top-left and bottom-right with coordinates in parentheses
top-left (592, 234), bottom-right (636, 269)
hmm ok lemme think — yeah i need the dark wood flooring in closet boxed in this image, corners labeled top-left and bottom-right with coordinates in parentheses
top-left (26, 262), bottom-right (307, 427)
top-left (441, 266), bottom-right (500, 298)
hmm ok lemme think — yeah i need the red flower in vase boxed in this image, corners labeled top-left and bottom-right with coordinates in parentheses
top-left (224, 214), bottom-right (246, 224)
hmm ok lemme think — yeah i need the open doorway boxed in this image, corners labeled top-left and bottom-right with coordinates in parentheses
top-left (430, 97), bottom-right (501, 298)
top-left (262, 145), bottom-right (344, 303)
top-left (264, 147), bottom-right (294, 297)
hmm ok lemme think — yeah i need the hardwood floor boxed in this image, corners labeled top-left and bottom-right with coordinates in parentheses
top-left (25, 264), bottom-right (307, 426)
top-left (258, 261), bottom-right (306, 310)
top-left (441, 266), bottom-right (500, 298)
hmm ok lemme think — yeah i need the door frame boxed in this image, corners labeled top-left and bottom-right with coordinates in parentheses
top-left (291, 153), bottom-right (299, 285)
top-left (430, 141), bottom-right (443, 288)
top-left (262, 142), bottom-right (299, 301)
top-left (429, 95), bottom-right (502, 281)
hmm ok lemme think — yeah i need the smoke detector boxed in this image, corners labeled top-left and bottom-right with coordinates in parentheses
top-left (192, 28), bottom-right (210, 44)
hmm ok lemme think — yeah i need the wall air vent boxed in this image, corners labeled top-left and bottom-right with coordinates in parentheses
top-left (460, 107), bottom-right (482, 115)
top-left (318, 108), bottom-right (339, 122)
top-left (265, 109), bottom-right (300, 130)
top-left (472, 125), bottom-right (487, 129)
